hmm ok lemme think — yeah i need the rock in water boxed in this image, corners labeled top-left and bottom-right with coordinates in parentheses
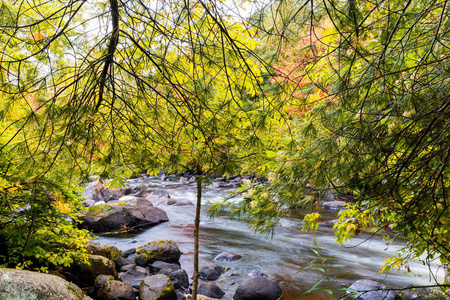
top-left (214, 251), bottom-right (242, 262)
top-left (348, 279), bottom-right (399, 300)
top-left (140, 274), bottom-right (177, 300)
top-left (199, 265), bottom-right (225, 281)
top-left (233, 277), bottom-right (282, 300)
top-left (80, 198), bottom-right (169, 233)
top-left (136, 239), bottom-right (182, 265)
top-left (0, 268), bottom-right (84, 300)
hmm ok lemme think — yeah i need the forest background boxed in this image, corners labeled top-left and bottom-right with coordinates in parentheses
top-left (0, 0), bottom-right (449, 296)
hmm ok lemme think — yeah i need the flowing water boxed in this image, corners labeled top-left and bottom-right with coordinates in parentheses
top-left (95, 177), bottom-right (445, 299)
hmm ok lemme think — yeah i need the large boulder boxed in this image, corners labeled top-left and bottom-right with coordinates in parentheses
top-left (348, 279), bottom-right (399, 300)
top-left (80, 198), bottom-right (169, 233)
top-left (136, 239), bottom-right (182, 265)
top-left (198, 282), bottom-right (225, 299)
top-left (97, 280), bottom-right (136, 300)
top-left (233, 277), bottom-right (282, 300)
top-left (65, 254), bottom-right (117, 287)
top-left (0, 268), bottom-right (84, 300)
top-left (140, 274), bottom-right (177, 300)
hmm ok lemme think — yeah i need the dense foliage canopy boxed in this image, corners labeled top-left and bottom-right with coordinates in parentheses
top-left (218, 0), bottom-right (450, 277)
top-left (0, 0), bottom-right (449, 292)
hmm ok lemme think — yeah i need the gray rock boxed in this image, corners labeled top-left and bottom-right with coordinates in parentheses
top-left (113, 257), bottom-right (134, 270)
top-left (173, 200), bottom-right (193, 206)
top-left (120, 264), bottom-right (136, 272)
top-left (130, 184), bottom-right (148, 197)
top-left (140, 274), bottom-right (177, 300)
top-left (150, 197), bottom-right (176, 206)
top-left (0, 268), bottom-right (84, 300)
top-left (136, 239), bottom-right (182, 265)
top-left (179, 177), bottom-right (189, 183)
top-left (212, 182), bottom-right (234, 188)
top-left (320, 200), bottom-right (348, 209)
top-left (349, 279), bottom-right (399, 300)
top-left (176, 289), bottom-right (188, 300)
top-left (119, 266), bottom-right (150, 288)
top-left (198, 282), bottom-right (225, 299)
top-left (94, 274), bottom-right (115, 289)
top-left (152, 261), bottom-right (181, 273)
top-left (199, 265), bottom-right (225, 281)
top-left (233, 277), bottom-right (282, 300)
top-left (122, 248), bottom-right (136, 257)
top-left (167, 269), bottom-right (189, 289)
top-left (167, 199), bottom-right (177, 205)
top-left (102, 188), bottom-right (125, 202)
top-left (214, 252), bottom-right (242, 262)
top-left (248, 271), bottom-right (268, 278)
top-left (80, 198), bottom-right (169, 233)
top-left (97, 280), bottom-right (136, 300)
top-left (135, 253), bottom-right (148, 267)
top-left (82, 181), bottom-right (104, 201)
top-left (82, 181), bottom-right (125, 202)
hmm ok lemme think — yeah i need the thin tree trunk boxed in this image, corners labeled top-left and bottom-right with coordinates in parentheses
top-left (191, 175), bottom-right (202, 300)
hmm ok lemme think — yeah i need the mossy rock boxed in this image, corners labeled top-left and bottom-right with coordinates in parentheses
top-left (0, 268), bottom-right (84, 300)
top-left (65, 254), bottom-right (117, 287)
top-left (84, 204), bottom-right (115, 217)
top-left (136, 239), bottom-right (182, 264)
top-left (87, 242), bottom-right (122, 260)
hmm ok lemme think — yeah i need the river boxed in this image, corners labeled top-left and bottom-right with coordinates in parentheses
top-left (95, 176), bottom-right (445, 299)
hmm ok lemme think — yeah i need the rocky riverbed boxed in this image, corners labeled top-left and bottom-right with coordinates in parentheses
top-left (0, 175), bottom-right (446, 299)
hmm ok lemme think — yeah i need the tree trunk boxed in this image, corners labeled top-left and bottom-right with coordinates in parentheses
top-left (191, 176), bottom-right (202, 300)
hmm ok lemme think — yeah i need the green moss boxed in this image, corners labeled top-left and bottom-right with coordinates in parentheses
top-left (85, 205), bottom-right (114, 217)
top-left (161, 282), bottom-right (175, 297)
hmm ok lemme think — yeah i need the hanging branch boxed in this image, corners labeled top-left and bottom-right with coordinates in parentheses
top-left (95, 0), bottom-right (120, 112)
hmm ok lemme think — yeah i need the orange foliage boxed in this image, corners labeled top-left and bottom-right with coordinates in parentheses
top-left (271, 20), bottom-right (332, 116)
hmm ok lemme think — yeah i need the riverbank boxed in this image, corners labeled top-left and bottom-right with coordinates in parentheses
top-left (92, 175), bottom-right (446, 299)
